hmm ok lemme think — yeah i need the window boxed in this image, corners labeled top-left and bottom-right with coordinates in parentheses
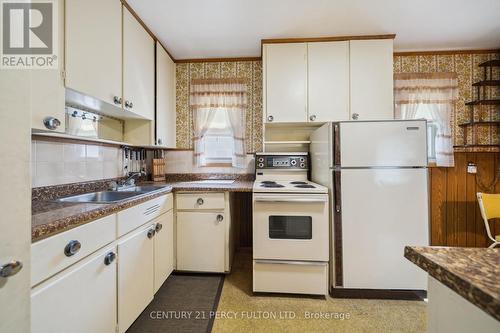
top-left (394, 73), bottom-right (458, 167)
top-left (413, 104), bottom-right (439, 161)
top-left (202, 108), bottom-right (234, 165)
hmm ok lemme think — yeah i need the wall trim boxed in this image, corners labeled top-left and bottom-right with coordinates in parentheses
top-left (121, 0), bottom-right (176, 62)
top-left (261, 34), bottom-right (396, 45)
top-left (175, 57), bottom-right (262, 63)
top-left (394, 49), bottom-right (500, 56)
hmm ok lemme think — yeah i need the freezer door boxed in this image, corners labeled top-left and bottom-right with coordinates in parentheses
top-left (340, 168), bottom-right (428, 290)
top-left (340, 120), bottom-right (428, 167)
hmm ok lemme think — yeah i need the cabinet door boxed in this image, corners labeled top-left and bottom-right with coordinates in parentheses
top-left (265, 43), bottom-right (307, 123)
top-left (65, 0), bottom-right (122, 107)
top-left (350, 39), bottom-right (394, 120)
top-left (156, 42), bottom-right (176, 147)
top-left (153, 210), bottom-right (174, 293)
top-left (31, 1), bottom-right (65, 132)
top-left (177, 212), bottom-right (225, 272)
top-left (117, 224), bottom-right (155, 333)
top-left (123, 7), bottom-right (155, 120)
top-left (31, 246), bottom-right (117, 333)
top-left (308, 41), bottom-right (349, 122)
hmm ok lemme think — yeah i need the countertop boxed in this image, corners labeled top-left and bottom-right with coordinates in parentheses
top-left (405, 246), bottom-right (500, 321)
top-left (32, 180), bottom-right (253, 243)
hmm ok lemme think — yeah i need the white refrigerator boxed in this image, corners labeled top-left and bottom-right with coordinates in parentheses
top-left (310, 120), bottom-right (429, 293)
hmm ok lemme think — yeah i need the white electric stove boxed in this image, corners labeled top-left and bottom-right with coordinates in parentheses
top-left (252, 152), bottom-right (329, 296)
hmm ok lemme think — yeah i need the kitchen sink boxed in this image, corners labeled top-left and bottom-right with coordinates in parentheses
top-left (56, 191), bottom-right (143, 203)
top-left (56, 185), bottom-right (171, 203)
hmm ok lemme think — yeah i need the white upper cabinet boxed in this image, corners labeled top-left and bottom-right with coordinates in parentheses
top-left (123, 7), bottom-right (155, 120)
top-left (264, 43), bottom-right (308, 123)
top-left (65, 0), bottom-right (122, 107)
top-left (31, 0), bottom-right (65, 132)
top-left (307, 41), bottom-right (350, 122)
top-left (156, 42), bottom-right (176, 147)
top-left (349, 39), bottom-right (394, 120)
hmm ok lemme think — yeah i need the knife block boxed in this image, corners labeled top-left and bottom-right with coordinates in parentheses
top-left (152, 158), bottom-right (166, 182)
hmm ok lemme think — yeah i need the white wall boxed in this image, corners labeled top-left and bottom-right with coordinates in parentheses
top-left (32, 140), bottom-right (123, 187)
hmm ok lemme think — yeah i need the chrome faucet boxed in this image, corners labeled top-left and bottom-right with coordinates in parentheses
top-left (109, 170), bottom-right (146, 191)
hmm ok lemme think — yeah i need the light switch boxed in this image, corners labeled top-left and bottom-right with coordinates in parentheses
top-left (467, 162), bottom-right (477, 174)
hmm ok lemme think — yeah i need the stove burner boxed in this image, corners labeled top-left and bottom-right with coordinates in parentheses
top-left (295, 184), bottom-right (316, 188)
top-left (262, 183), bottom-right (285, 188)
top-left (290, 181), bottom-right (307, 185)
top-left (260, 181), bottom-right (277, 185)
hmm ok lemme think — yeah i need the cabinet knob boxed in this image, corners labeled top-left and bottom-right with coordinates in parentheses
top-left (113, 96), bottom-right (122, 105)
top-left (64, 240), bottom-right (81, 257)
top-left (216, 214), bottom-right (224, 223)
top-left (197, 198), bottom-right (204, 205)
top-left (147, 228), bottom-right (156, 239)
top-left (125, 100), bottom-right (133, 109)
top-left (309, 115), bottom-right (316, 121)
top-left (157, 138), bottom-right (163, 145)
top-left (267, 115), bottom-right (274, 122)
top-left (43, 116), bottom-right (61, 130)
top-left (351, 113), bottom-right (359, 120)
top-left (155, 223), bottom-right (163, 233)
top-left (104, 252), bottom-right (116, 266)
top-left (0, 260), bottom-right (23, 278)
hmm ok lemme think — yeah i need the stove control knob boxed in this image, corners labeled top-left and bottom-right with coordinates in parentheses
top-left (258, 157), bottom-right (264, 162)
top-left (258, 163), bottom-right (264, 168)
top-left (290, 160), bottom-right (297, 166)
top-left (300, 157), bottom-right (305, 163)
top-left (300, 163), bottom-right (305, 168)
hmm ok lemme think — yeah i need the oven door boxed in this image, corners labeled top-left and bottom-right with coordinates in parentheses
top-left (253, 193), bottom-right (329, 261)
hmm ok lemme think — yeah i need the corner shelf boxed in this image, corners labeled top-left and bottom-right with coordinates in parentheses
top-left (465, 99), bottom-right (500, 106)
top-left (458, 120), bottom-right (500, 127)
top-left (472, 80), bottom-right (500, 87)
top-left (478, 60), bottom-right (500, 67)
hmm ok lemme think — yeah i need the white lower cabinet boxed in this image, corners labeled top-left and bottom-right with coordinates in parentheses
top-left (177, 212), bottom-right (226, 272)
top-left (31, 245), bottom-right (117, 333)
top-left (153, 210), bottom-right (174, 293)
top-left (117, 223), bottom-right (155, 333)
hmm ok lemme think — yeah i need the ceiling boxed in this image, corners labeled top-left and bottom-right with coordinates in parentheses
top-left (127, 0), bottom-right (500, 60)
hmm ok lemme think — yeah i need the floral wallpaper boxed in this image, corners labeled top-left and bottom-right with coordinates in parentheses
top-left (175, 61), bottom-right (263, 152)
top-left (175, 51), bottom-right (499, 152)
top-left (394, 52), bottom-right (500, 146)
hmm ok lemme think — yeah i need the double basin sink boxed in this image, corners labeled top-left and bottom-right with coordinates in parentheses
top-left (56, 185), bottom-right (171, 204)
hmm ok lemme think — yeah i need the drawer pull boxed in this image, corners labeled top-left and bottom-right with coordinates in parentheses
top-left (155, 223), bottom-right (163, 233)
top-left (197, 198), bottom-right (204, 205)
top-left (216, 214), bottom-right (224, 223)
top-left (0, 260), bottom-right (23, 278)
top-left (104, 252), bottom-right (116, 266)
top-left (147, 228), bottom-right (156, 239)
top-left (64, 240), bottom-right (81, 257)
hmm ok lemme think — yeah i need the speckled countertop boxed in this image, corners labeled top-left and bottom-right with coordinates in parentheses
top-left (405, 246), bottom-right (500, 321)
top-left (32, 178), bottom-right (253, 243)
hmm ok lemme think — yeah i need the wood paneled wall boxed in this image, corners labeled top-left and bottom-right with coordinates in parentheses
top-left (430, 152), bottom-right (500, 247)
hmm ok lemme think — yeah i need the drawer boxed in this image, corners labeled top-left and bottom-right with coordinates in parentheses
top-left (117, 193), bottom-right (173, 237)
top-left (31, 214), bottom-right (116, 287)
top-left (253, 260), bottom-right (328, 296)
top-left (176, 192), bottom-right (225, 210)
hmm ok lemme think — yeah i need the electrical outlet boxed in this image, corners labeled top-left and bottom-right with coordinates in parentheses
top-left (467, 162), bottom-right (477, 174)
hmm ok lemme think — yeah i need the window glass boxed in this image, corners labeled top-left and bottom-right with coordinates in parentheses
top-left (202, 108), bottom-right (234, 165)
top-left (413, 104), bottom-right (439, 162)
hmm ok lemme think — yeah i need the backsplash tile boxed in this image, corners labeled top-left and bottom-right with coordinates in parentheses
top-left (32, 140), bottom-right (123, 187)
top-left (165, 150), bottom-right (254, 175)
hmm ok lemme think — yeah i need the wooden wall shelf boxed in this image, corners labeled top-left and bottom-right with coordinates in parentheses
top-left (478, 59), bottom-right (500, 67)
top-left (472, 80), bottom-right (500, 87)
top-left (458, 121), bottom-right (500, 127)
top-left (465, 99), bottom-right (500, 106)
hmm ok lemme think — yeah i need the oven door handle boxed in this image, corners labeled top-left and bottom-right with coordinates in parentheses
top-left (254, 259), bottom-right (327, 266)
top-left (254, 196), bottom-right (327, 203)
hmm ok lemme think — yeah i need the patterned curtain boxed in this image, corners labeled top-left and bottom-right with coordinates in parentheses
top-left (190, 79), bottom-right (247, 167)
top-left (394, 73), bottom-right (458, 167)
